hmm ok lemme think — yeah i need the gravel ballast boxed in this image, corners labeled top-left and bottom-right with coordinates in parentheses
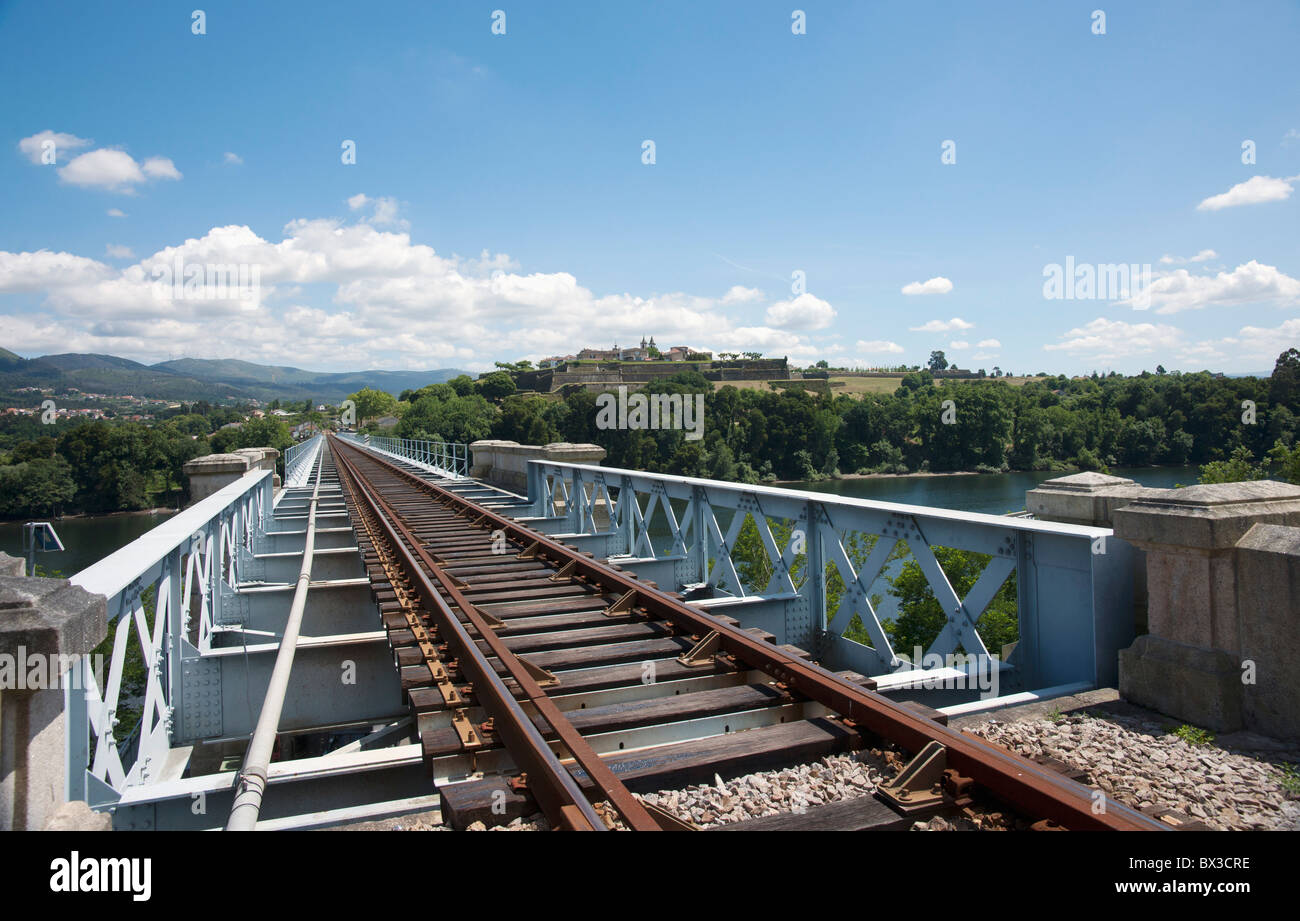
top-left (964, 710), bottom-right (1300, 831)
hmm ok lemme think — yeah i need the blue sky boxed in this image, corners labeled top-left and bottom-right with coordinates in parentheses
top-left (1, 0), bottom-right (1298, 374)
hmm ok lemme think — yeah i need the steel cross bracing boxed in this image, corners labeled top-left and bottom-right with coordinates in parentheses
top-left (523, 460), bottom-right (1136, 696)
top-left (329, 435), bottom-right (1166, 831)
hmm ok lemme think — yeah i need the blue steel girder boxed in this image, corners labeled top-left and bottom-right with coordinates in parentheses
top-left (518, 460), bottom-right (1134, 692)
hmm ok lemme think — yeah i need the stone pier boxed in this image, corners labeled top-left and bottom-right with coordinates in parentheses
top-left (183, 446), bottom-right (280, 505)
top-left (469, 440), bottom-right (606, 494)
top-left (0, 552), bottom-right (109, 830)
top-left (1111, 481), bottom-right (1300, 738)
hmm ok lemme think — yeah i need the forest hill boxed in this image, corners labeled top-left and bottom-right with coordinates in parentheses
top-left (2, 352), bottom-right (1298, 520)
top-left (392, 354), bottom-right (1300, 487)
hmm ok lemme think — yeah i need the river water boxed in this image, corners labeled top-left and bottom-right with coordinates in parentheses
top-left (782, 466), bottom-right (1199, 515)
top-left (0, 510), bottom-right (178, 577)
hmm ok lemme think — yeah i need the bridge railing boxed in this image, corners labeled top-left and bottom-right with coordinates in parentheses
top-left (283, 433), bottom-right (322, 488)
top-left (524, 460), bottom-right (1135, 694)
top-left (68, 467), bottom-right (274, 807)
top-left (338, 432), bottom-right (467, 478)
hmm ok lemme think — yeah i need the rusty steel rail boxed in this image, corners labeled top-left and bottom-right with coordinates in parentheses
top-left (330, 434), bottom-right (1169, 831)
top-left (332, 437), bottom-right (660, 831)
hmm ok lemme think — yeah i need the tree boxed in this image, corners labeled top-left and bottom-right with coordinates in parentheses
top-left (475, 371), bottom-right (517, 401)
top-left (885, 546), bottom-right (1018, 657)
top-left (1198, 445), bottom-right (1264, 484)
top-left (928, 350), bottom-right (949, 372)
top-left (348, 387), bottom-right (398, 424)
top-left (1270, 348), bottom-right (1300, 409)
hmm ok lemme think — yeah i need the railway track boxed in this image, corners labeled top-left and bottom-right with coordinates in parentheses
top-left (326, 434), bottom-right (1169, 832)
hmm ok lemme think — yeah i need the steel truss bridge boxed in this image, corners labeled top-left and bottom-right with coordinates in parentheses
top-left (60, 433), bottom-right (1156, 830)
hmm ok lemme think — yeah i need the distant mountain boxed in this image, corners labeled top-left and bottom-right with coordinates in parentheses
top-left (31, 353), bottom-right (153, 372)
top-left (0, 352), bottom-right (469, 404)
top-left (152, 358), bottom-right (467, 402)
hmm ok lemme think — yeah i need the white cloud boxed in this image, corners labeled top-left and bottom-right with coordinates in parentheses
top-left (1183, 318), bottom-right (1300, 366)
top-left (105, 244), bottom-right (134, 259)
top-left (1044, 317), bottom-right (1184, 360)
top-left (976, 338), bottom-right (1001, 348)
top-left (0, 213), bottom-right (830, 371)
top-left (1124, 260), bottom-right (1300, 314)
top-left (1224, 318), bottom-right (1300, 362)
top-left (949, 340), bottom-right (970, 350)
top-left (347, 193), bottom-right (406, 228)
top-left (142, 157), bottom-right (182, 180)
top-left (909, 317), bottom-right (974, 332)
top-left (1196, 175), bottom-right (1297, 211)
top-left (0, 250), bottom-right (112, 292)
top-left (1159, 249), bottom-right (1217, 265)
top-left (55, 148), bottom-right (182, 192)
top-left (901, 276), bottom-right (953, 296)
top-left (764, 292), bottom-right (836, 330)
top-left (721, 285), bottom-right (762, 304)
top-left (17, 130), bottom-right (91, 164)
top-left (106, 208), bottom-right (126, 218)
top-left (58, 149), bottom-right (145, 191)
top-left (855, 339), bottom-right (904, 354)
top-left (223, 151), bottom-right (244, 165)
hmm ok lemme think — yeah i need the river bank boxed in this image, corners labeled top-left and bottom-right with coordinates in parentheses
top-left (776, 465), bottom-right (1199, 517)
top-left (0, 505), bottom-right (177, 524)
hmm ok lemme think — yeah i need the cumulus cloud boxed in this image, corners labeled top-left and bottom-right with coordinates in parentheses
top-left (104, 244), bottom-right (134, 259)
top-left (976, 338), bottom-right (1001, 348)
top-left (0, 214), bottom-right (829, 371)
top-left (949, 340), bottom-right (970, 350)
top-left (1044, 317), bottom-right (1184, 360)
top-left (348, 193), bottom-right (406, 228)
top-left (55, 147), bottom-right (182, 192)
top-left (764, 293), bottom-right (836, 330)
top-left (1123, 260), bottom-right (1300, 314)
top-left (107, 208), bottom-right (126, 218)
top-left (142, 157), bottom-right (182, 180)
top-left (17, 130), bottom-right (91, 164)
top-left (223, 152), bottom-right (244, 165)
top-left (721, 285), bottom-right (762, 304)
top-left (1159, 249), bottom-right (1217, 265)
top-left (0, 250), bottom-right (113, 292)
top-left (1196, 175), bottom-right (1297, 211)
top-left (1223, 318), bottom-right (1300, 362)
top-left (58, 149), bottom-right (144, 191)
top-left (901, 276), bottom-right (953, 296)
top-left (855, 339), bottom-right (904, 354)
top-left (909, 317), bottom-right (974, 332)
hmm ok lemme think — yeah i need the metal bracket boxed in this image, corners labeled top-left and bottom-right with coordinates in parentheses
top-left (642, 800), bottom-right (699, 831)
top-left (677, 630), bottom-right (722, 667)
top-left (517, 655), bottom-right (560, 688)
top-left (451, 708), bottom-right (483, 750)
top-left (603, 589), bottom-right (637, 617)
top-left (549, 559), bottom-right (577, 582)
top-left (876, 740), bottom-right (947, 814)
top-left (517, 541), bottom-right (542, 560)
